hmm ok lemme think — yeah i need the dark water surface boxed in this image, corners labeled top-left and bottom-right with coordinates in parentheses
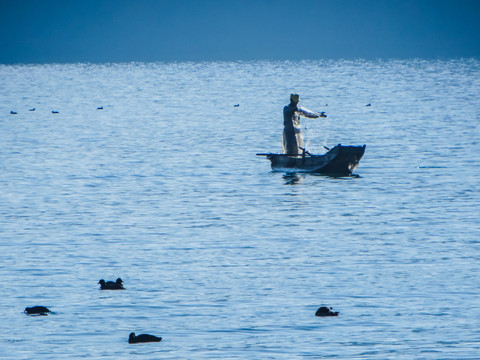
top-left (1, 60), bottom-right (479, 359)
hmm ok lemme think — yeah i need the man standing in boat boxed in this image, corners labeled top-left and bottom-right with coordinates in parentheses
top-left (283, 93), bottom-right (326, 155)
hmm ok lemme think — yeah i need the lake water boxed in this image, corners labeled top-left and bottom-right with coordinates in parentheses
top-left (1, 59), bottom-right (479, 359)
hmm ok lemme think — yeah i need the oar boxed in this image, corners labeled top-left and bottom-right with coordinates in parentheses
top-left (256, 153), bottom-right (305, 157)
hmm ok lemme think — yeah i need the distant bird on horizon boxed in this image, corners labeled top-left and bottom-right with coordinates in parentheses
top-left (128, 332), bottom-right (162, 344)
top-left (98, 278), bottom-right (125, 290)
top-left (315, 306), bottom-right (339, 317)
top-left (24, 306), bottom-right (51, 315)
top-left (10, 111), bottom-right (17, 114)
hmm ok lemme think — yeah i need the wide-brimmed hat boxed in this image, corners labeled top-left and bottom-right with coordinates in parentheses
top-left (290, 93), bottom-right (300, 103)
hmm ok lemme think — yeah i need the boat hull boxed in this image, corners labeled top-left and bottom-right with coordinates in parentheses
top-left (259, 144), bottom-right (366, 175)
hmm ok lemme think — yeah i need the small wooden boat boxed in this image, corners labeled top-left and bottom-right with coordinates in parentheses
top-left (257, 144), bottom-right (366, 176)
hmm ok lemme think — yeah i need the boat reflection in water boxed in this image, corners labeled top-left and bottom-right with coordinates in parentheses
top-left (282, 173), bottom-right (304, 185)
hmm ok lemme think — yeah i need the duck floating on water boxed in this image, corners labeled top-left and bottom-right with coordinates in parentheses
top-left (98, 278), bottom-right (125, 290)
top-left (128, 332), bottom-right (162, 344)
top-left (315, 306), bottom-right (339, 317)
top-left (25, 306), bottom-right (51, 315)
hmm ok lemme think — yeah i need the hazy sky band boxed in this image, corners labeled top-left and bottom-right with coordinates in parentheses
top-left (1, 0), bottom-right (479, 64)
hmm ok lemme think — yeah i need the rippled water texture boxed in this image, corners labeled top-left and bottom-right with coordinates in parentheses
top-left (1, 60), bottom-right (479, 359)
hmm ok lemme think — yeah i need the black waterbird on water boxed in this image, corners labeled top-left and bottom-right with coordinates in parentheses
top-left (128, 332), bottom-right (162, 344)
top-left (98, 278), bottom-right (125, 290)
top-left (24, 306), bottom-right (51, 315)
top-left (315, 306), bottom-right (339, 317)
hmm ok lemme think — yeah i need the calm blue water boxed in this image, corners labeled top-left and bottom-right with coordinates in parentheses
top-left (1, 59), bottom-right (479, 359)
